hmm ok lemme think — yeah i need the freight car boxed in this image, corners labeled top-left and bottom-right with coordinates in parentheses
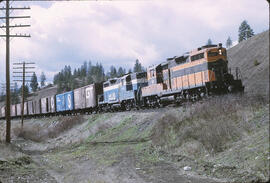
top-left (56, 91), bottom-right (74, 114)
top-left (0, 43), bottom-right (244, 120)
top-left (1, 106), bottom-right (5, 118)
top-left (74, 83), bottom-right (103, 114)
top-left (140, 43), bottom-right (244, 107)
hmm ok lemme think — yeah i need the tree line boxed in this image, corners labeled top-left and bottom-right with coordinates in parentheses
top-left (53, 59), bottom-right (145, 93)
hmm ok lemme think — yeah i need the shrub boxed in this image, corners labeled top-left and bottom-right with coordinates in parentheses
top-left (13, 115), bottom-right (85, 142)
top-left (254, 60), bottom-right (260, 66)
top-left (151, 94), bottom-right (266, 153)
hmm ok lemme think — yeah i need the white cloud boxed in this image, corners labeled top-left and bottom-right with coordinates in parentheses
top-left (0, 0), bottom-right (268, 85)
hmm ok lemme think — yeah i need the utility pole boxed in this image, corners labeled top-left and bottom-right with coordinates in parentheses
top-left (13, 62), bottom-right (35, 128)
top-left (0, 0), bottom-right (30, 143)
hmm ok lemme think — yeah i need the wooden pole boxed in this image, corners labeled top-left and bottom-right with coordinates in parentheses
top-left (5, 0), bottom-right (11, 143)
top-left (21, 62), bottom-right (25, 128)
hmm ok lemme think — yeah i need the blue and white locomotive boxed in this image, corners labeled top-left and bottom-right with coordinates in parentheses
top-left (98, 72), bottom-right (148, 111)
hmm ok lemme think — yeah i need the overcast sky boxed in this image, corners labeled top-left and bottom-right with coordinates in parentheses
top-left (0, 0), bottom-right (268, 85)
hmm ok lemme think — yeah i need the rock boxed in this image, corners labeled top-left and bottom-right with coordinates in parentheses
top-left (183, 166), bottom-right (191, 171)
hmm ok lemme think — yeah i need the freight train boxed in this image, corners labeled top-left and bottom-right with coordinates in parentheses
top-left (0, 43), bottom-right (244, 119)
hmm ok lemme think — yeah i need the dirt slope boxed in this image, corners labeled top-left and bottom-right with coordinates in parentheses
top-left (227, 30), bottom-right (269, 98)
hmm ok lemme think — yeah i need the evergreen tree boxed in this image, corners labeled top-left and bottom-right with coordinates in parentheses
top-left (226, 36), bottom-right (233, 48)
top-left (53, 61), bottom-right (105, 93)
top-left (206, 38), bottom-right (212, 45)
top-left (238, 20), bottom-right (254, 42)
top-left (40, 72), bottom-right (46, 87)
top-left (133, 59), bottom-right (144, 73)
top-left (109, 66), bottom-right (117, 78)
top-left (30, 72), bottom-right (38, 92)
top-left (80, 61), bottom-right (87, 78)
top-left (19, 84), bottom-right (29, 101)
top-left (11, 90), bottom-right (19, 104)
top-left (117, 67), bottom-right (126, 77)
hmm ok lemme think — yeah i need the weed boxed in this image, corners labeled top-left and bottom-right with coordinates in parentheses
top-left (254, 59), bottom-right (260, 66)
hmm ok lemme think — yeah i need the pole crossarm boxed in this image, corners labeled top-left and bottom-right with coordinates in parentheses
top-left (0, 7), bottom-right (31, 10)
top-left (0, 25), bottom-right (31, 28)
top-left (13, 75), bottom-right (32, 77)
top-left (13, 80), bottom-right (31, 82)
top-left (0, 16), bottom-right (30, 19)
top-left (0, 34), bottom-right (31, 37)
top-left (13, 66), bottom-right (35, 69)
top-left (13, 71), bottom-right (35, 73)
top-left (13, 62), bottom-right (35, 65)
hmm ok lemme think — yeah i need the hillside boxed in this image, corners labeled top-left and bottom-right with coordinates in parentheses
top-left (0, 95), bottom-right (268, 183)
top-left (227, 30), bottom-right (269, 98)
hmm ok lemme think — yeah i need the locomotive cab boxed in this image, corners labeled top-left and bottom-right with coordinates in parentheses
top-left (204, 44), bottom-right (244, 93)
top-left (141, 64), bottom-right (167, 98)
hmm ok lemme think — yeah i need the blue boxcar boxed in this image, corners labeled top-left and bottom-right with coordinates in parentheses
top-left (56, 91), bottom-right (74, 112)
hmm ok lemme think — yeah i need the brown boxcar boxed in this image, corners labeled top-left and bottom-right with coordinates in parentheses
top-left (33, 99), bottom-right (41, 115)
top-left (41, 97), bottom-right (49, 114)
top-left (86, 83), bottom-right (103, 108)
top-left (11, 105), bottom-right (16, 117)
top-left (16, 103), bottom-right (21, 116)
top-left (74, 87), bottom-right (86, 110)
top-left (28, 101), bottom-right (34, 115)
top-left (74, 83), bottom-right (103, 111)
top-left (24, 102), bottom-right (28, 115)
top-left (49, 95), bottom-right (56, 113)
top-left (1, 106), bottom-right (5, 118)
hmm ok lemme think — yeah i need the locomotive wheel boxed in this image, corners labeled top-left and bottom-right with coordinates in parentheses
top-left (126, 103), bottom-right (132, 111)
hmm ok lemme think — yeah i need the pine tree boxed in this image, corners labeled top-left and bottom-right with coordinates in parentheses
top-left (40, 72), bottom-right (46, 87)
top-left (238, 20), bottom-right (254, 43)
top-left (207, 38), bottom-right (212, 45)
top-left (117, 67), bottom-right (126, 77)
top-left (19, 84), bottom-right (29, 101)
top-left (226, 36), bottom-right (232, 48)
top-left (109, 66), bottom-right (117, 78)
top-left (133, 59), bottom-right (144, 73)
top-left (30, 73), bottom-right (38, 92)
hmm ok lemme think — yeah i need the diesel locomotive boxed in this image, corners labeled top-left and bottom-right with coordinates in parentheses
top-left (140, 43), bottom-right (244, 107)
top-left (0, 43), bottom-right (244, 119)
